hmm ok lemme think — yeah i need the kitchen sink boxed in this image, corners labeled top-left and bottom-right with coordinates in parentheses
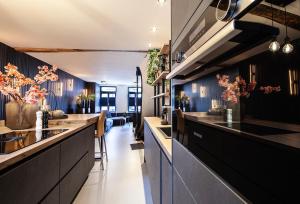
top-left (157, 127), bottom-right (172, 139)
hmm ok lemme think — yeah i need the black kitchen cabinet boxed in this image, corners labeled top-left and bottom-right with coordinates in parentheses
top-left (186, 120), bottom-right (223, 159)
top-left (223, 133), bottom-right (300, 203)
top-left (60, 126), bottom-right (89, 178)
top-left (40, 185), bottom-right (60, 204)
top-left (173, 139), bottom-right (246, 204)
top-left (171, 0), bottom-right (202, 46)
top-left (0, 124), bottom-right (95, 204)
top-left (185, 119), bottom-right (300, 203)
top-left (60, 153), bottom-right (90, 204)
top-left (0, 145), bottom-right (60, 204)
top-left (144, 122), bottom-right (172, 204)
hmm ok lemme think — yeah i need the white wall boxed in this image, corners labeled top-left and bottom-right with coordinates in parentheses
top-left (105, 57), bottom-right (154, 116)
top-left (116, 85), bottom-right (129, 113)
top-left (140, 57), bottom-right (154, 118)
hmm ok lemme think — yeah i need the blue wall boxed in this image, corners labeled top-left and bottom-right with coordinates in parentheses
top-left (0, 42), bottom-right (87, 120)
top-left (180, 68), bottom-right (239, 112)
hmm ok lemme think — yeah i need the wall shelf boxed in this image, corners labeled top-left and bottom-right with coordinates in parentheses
top-left (151, 71), bottom-right (170, 86)
top-left (159, 44), bottom-right (170, 55)
top-left (153, 41), bottom-right (172, 117)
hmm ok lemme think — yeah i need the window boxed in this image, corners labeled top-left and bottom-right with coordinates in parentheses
top-left (128, 87), bottom-right (142, 112)
top-left (100, 86), bottom-right (117, 112)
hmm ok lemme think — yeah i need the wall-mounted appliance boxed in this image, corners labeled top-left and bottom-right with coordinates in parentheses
top-left (168, 0), bottom-right (281, 82)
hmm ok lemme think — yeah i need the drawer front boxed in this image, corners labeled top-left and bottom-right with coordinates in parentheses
top-left (161, 153), bottom-right (172, 204)
top-left (86, 125), bottom-right (96, 171)
top-left (173, 140), bottom-right (247, 204)
top-left (223, 134), bottom-right (300, 203)
top-left (40, 185), bottom-right (59, 204)
top-left (186, 120), bottom-right (222, 159)
top-left (173, 168), bottom-right (196, 204)
top-left (144, 123), bottom-right (152, 164)
top-left (60, 152), bottom-right (90, 204)
top-left (60, 127), bottom-right (90, 177)
top-left (0, 145), bottom-right (60, 204)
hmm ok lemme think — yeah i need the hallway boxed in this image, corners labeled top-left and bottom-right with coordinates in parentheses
top-left (74, 125), bottom-right (153, 204)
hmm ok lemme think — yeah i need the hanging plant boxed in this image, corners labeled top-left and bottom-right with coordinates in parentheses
top-left (146, 49), bottom-right (160, 86)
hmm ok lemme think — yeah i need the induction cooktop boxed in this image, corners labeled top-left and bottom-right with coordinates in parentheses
top-left (215, 122), bottom-right (299, 136)
top-left (0, 129), bottom-right (68, 154)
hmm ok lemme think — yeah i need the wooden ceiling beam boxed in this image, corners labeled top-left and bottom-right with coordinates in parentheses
top-left (14, 47), bottom-right (148, 53)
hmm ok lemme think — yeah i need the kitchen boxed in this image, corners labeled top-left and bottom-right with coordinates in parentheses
top-left (0, 0), bottom-right (300, 204)
top-left (144, 0), bottom-right (300, 204)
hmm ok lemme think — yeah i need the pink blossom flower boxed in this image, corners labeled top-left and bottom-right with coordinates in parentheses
top-left (0, 63), bottom-right (58, 104)
top-left (260, 86), bottom-right (281, 94)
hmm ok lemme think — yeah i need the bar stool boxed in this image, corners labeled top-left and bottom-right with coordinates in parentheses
top-left (175, 109), bottom-right (185, 144)
top-left (95, 111), bottom-right (108, 169)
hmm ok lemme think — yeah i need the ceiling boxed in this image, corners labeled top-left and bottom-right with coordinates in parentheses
top-left (0, 0), bottom-right (171, 85)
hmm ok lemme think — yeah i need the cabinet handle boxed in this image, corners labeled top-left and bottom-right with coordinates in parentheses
top-left (193, 131), bottom-right (203, 139)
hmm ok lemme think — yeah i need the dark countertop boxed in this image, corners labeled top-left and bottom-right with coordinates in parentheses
top-left (183, 112), bottom-right (300, 152)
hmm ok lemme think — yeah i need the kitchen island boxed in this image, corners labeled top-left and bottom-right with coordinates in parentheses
top-left (0, 114), bottom-right (99, 204)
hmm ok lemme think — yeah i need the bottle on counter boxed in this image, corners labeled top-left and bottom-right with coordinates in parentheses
top-left (36, 111), bottom-right (43, 130)
top-left (42, 110), bottom-right (49, 128)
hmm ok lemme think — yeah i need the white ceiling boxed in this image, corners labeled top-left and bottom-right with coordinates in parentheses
top-left (0, 0), bottom-right (171, 85)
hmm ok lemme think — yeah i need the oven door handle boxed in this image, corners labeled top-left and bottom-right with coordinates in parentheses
top-left (193, 131), bottom-right (203, 139)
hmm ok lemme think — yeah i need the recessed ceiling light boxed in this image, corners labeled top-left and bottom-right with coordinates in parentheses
top-left (152, 26), bottom-right (158, 33)
top-left (148, 43), bottom-right (152, 48)
top-left (157, 0), bottom-right (166, 6)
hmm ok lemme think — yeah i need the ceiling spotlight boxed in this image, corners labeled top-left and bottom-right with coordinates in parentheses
top-left (282, 7), bottom-right (294, 54)
top-left (269, 37), bottom-right (281, 52)
top-left (157, 0), bottom-right (166, 6)
top-left (152, 26), bottom-right (157, 33)
top-left (269, 3), bottom-right (280, 52)
top-left (282, 37), bottom-right (294, 54)
top-left (148, 43), bottom-right (152, 48)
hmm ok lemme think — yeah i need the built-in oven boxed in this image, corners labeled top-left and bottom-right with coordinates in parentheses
top-left (169, 0), bottom-right (282, 81)
top-left (172, 0), bottom-right (261, 63)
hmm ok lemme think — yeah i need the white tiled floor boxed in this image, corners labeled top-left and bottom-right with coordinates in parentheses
top-left (74, 125), bottom-right (153, 204)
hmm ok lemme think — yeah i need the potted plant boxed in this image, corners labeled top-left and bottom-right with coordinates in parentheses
top-left (175, 94), bottom-right (190, 112)
top-left (76, 92), bottom-right (87, 114)
top-left (0, 63), bottom-right (58, 129)
top-left (87, 94), bottom-right (95, 113)
top-left (146, 49), bottom-right (159, 85)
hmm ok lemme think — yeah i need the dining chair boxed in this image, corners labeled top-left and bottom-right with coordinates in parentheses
top-left (95, 111), bottom-right (108, 169)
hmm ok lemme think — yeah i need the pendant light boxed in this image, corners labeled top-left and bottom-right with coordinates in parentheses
top-left (269, 2), bottom-right (280, 52)
top-left (282, 7), bottom-right (294, 54)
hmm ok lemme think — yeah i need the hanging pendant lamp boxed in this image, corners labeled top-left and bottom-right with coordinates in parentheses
top-left (269, 2), bottom-right (280, 52)
top-left (282, 7), bottom-right (294, 54)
